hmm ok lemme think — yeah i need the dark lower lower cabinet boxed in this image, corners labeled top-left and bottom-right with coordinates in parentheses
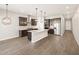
top-left (28, 32), bottom-right (31, 41)
top-left (19, 30), bottom-right (28, 37)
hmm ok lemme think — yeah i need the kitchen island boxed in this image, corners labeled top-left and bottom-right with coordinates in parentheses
top-left (28, 29), bottom-right (48, 43)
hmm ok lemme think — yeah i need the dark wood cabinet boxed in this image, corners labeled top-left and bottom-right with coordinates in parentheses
top-left (19, 17), bottom-right (27, 26)
top-left (19, 30), bottom-right (28, 37)
top-left (28, 32), bottom-right (31, 41)
top-left (31, 19), bottom-right (37, 26)
top-left (19, 17), bottom-right (28, 37)
top-left (44, 19), bottom-right (50, 29)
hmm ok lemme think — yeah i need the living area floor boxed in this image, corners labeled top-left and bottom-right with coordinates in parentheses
top-left (0, 30), bottom-right (79, 55)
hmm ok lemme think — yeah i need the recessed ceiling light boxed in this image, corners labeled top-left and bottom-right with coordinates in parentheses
top-left (65, 6), bottom-right (70, 9)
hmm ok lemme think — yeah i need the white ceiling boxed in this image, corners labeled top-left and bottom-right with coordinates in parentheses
top-left (0, 4), bottom-right (79, 19)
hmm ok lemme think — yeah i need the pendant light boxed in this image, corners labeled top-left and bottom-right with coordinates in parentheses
top-left (2, 4), bottom-right (11, 25)
top-left (35, 8), bottom-right (38, 22)
top-left (40, 10), bottom-right (43, 23)
top-left (40, 10), bottom-right (43, 20)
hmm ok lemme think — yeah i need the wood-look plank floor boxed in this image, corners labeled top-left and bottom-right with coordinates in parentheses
top-left (0, 31), bottom-right (79, 55)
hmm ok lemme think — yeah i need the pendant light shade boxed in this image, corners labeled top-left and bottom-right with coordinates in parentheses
top-left (40, 10), bottom-right (43, 19)
top-left (2, 4), bottom-right (11, 25)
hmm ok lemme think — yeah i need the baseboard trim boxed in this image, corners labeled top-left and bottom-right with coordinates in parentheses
top-left (0, 35), bottom-right (19, 41)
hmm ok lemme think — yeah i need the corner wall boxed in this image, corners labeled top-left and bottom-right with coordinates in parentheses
top-left (72, 8), bottom-right (79, 45)
top-left (61, 16), bottom-right (65, 36)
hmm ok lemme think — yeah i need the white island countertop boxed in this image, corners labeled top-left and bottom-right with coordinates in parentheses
top-left (28, 29), bottom-right (48, 33)
top-left (28, 29), bottom-right (48, 43)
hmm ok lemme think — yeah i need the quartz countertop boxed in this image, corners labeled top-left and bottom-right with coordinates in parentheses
top-left (28, 29), bottom-right (48, 33)
top-left (19, 26), bottom-right (38, 30)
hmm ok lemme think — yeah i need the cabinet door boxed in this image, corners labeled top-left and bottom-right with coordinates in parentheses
top-left (44, 19), bottom-right (50, 29)
top-left (19, 30), bottom-right (28, 37)
top-left (22, 30), bottom-right (28, 37)
top-left (19, 17), bottom-right (27, 26)
top-left (31, 19), bottom-right (37, 26)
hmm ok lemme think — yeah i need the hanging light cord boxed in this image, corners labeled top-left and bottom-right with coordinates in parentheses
top-left (36, 8), bottom-right (38, 20)
top-left (6, 4), bottom-right (8, 17)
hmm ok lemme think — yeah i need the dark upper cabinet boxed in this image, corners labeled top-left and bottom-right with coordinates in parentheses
top-left (19, 17), bottom-right (27, 26)
top-left (44, 19), bottom-right (50, 29)
top-left (31, 19), bottom-right (37, 26)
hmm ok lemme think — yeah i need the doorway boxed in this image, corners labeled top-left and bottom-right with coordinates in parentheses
top-left (50, 18), bottom-right (61, 35)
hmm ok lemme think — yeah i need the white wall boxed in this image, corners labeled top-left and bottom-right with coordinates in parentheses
top-left (0, 9), bottom-right (27, 41)
top-left (72, 8), bottom-right (79, 45)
